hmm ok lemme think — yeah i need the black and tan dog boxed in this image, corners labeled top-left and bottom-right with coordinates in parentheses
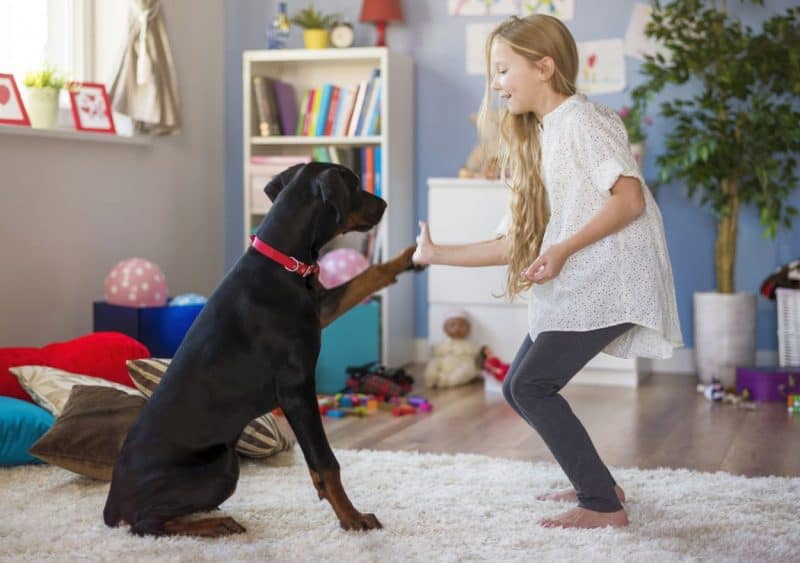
top-left (103, 162), bottom-right (418, 537)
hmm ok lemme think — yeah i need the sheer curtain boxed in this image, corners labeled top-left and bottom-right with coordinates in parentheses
top-left (109, 0), bottom-right (181, 135)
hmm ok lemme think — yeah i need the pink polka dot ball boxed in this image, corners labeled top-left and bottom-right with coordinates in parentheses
top-left (318, 249), bottom-right (369, 289)
top-left (104, 258), bottom-right (169, 307)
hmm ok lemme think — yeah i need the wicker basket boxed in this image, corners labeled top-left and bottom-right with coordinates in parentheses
top-left (776, 288), bottom-right (800, 366)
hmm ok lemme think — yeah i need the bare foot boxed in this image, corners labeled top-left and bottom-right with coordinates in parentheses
top-left (539, 507), bottom-right (629, 529)
top-left (537, 484), bottom-right (626, 503)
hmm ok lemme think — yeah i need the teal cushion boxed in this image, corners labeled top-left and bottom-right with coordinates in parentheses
top-left (0, 396), bottom-right (54, 465)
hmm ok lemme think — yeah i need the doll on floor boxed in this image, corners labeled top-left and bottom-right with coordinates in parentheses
top-left (424, 309), bottom-right (482, 388)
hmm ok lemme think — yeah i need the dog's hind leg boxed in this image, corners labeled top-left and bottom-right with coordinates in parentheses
top-left (161, 516), bottom-right (246, 538)
top-left (280, 390), bottom-right (382, 531)
top-left (319, 245), bottom-right (419, 328)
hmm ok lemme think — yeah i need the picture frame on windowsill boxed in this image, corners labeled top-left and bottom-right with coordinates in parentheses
top-left (0, 73), bottom-right (31, 127)
top-left (68, 82), bottom-right (116, 135)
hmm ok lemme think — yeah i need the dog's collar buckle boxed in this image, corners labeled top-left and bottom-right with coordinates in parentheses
top-left (250, 235), bottom-right (319, 279)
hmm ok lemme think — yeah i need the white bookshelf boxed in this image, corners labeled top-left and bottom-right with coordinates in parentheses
top-left (242, 47), bottom-right (414, 366)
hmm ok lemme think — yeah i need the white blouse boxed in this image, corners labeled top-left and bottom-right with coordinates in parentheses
top-left (496, 94), bottom-right (683, 359)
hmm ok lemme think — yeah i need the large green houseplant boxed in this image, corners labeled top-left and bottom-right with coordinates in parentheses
top-left (631, 0), bottom-right (800, 384)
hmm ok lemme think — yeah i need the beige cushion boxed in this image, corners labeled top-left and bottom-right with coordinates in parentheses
top-left (10, 365), bottom-right (143, 417)
top-left (126, 359), bottom-right (293, 458)
top-left (29, 385), bottom-right (146, 480)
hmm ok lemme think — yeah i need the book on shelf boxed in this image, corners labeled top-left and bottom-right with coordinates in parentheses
top-left (332, 88), bottom-right (356, 137)
top-left (362, 147), bottom-right (375, 194)
top-left (272, 80), bottom-right (299, 136)
top-left (346, 79), bottom-right (369, 137)
top-left (359, 78), bottom-right (381, 136)
top-left (323, 86), bottom-right (341, 136)
top-left (314, 84), bottom-right (334, 136)
top-left (309, 87), bottom-right (323, 136)
top-left (252, 76), bottom-right (281, 136)
top-left (374, 146), bottom-right (382, 198)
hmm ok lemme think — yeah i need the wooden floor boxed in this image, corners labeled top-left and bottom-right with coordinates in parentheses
top-left (317, 368), bottom-right (800, 478)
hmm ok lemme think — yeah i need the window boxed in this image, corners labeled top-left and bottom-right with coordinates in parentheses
top-left (0, 0), bottom-right (129, 87)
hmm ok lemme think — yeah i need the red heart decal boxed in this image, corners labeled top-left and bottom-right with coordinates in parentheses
top-left (87, 94), bottom-right (96, 102)
top-left (587, 53), bottom-right (597, 68)
top-left (0, 85), bottom-right (10, 105)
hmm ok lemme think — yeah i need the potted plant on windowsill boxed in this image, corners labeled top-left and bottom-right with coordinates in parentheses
top-left (291, 4), bottom-right (339, 49)
top-left (632, 0), bottom-right (800, 387)
top-left (22, 67), bottom-right (66, 129)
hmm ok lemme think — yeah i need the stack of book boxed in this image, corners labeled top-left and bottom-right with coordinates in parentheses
top-left (252, 68), bottom-right (382, 138)
top-left (249, 154), bottom-right (311, 214)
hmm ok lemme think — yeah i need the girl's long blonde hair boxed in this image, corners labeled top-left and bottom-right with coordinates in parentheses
top-left (478, 15), bottom-right (578, 299)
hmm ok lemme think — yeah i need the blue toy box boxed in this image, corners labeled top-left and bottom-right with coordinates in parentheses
top-left (316, 299), bottom-right (381, 394)
top-left (93, 301), bottom-right (204, 358)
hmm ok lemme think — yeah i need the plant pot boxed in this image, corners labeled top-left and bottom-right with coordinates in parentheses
top-left (693, 292), bottom-right (757, 388)
top-left (303, 29), bottom-right (329, 49)
top-left (630, 142), bottom-right (645, 169)
top-left (25, 87), bottom-right (60, 129)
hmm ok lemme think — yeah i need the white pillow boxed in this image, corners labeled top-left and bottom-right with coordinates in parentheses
top-left (9, 365), bottom-right (143, 417)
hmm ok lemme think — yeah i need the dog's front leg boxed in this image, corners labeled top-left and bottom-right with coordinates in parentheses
top-left (319, 245), bottom-right (418, 328)
top-left (281, 393), bottom-right (382, 530)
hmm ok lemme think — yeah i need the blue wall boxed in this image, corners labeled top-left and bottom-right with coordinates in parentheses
top-left (225, 1), bottom-right (800, 351)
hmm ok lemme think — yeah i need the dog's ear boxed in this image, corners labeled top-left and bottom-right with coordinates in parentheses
top-left (314, 166), bottom-right (353, 225)
top-left (264, 163), bottom-right (305, 202)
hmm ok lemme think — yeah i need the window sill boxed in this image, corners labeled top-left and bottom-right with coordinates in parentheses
top-left (0, 124), bottom-right (151, 146)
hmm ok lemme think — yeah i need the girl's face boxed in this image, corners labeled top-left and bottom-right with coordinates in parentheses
top-left (490, 38), bottom-right (550, 115)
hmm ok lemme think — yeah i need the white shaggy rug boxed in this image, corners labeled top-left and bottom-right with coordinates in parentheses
top-left (1, 448), bottom-right (799, 562)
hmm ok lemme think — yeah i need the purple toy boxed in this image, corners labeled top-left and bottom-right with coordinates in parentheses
top-left (736, 366), bottom-right (800, 402)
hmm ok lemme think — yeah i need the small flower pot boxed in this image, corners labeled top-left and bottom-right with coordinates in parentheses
top-left (25, 87), bottom-right (60, 129)
top-left (303, 29), bottom-right (329, 49)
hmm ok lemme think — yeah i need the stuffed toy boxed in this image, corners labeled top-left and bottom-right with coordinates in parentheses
top-left (424, 309), bottom-right (482, 388)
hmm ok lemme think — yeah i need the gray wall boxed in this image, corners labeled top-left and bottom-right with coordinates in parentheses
top-left (0, 0), bottom-right (226, 347)
top-left (226, 1), bottom-right (800, 351)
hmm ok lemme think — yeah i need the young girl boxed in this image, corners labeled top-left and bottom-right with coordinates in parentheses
top-left (413, 14), bottom-right (682, 529)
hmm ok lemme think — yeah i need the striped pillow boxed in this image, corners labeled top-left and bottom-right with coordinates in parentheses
top-left (126, 359), bottom-right (294, 458)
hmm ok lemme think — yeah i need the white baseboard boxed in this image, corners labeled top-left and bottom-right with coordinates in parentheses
top-left (412, 338), bottom-right (780, 382)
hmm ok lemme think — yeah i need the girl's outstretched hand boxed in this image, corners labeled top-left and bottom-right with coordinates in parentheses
top-left (412, 221), bottom-right (435, 266)
top-left (524, 243), bottom-right (570, 284)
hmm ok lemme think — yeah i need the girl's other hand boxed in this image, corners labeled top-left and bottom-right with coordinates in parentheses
top-left (524, 243), bottom-right (569, 284)
top-left (412, 221), bottom-right (435, 266)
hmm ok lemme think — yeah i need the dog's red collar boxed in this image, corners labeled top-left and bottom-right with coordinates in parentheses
top-left (249, 235), bottom-right (319, 278)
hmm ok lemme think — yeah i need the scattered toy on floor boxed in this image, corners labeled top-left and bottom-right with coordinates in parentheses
top-left (479, 345), bottom-right (510, 383)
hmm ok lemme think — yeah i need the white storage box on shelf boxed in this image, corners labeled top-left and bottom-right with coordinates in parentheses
top-left (776, 288), bottom-right (800, 367)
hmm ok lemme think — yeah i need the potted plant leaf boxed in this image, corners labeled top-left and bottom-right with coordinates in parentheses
top-left (22, 66), bottom-right (66, 129)
top-left (632, 0), bottom-right (800, 386)
top-left (291, 3), bottom-right (339, 49)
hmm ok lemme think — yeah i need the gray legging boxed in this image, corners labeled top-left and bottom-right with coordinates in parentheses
top-left (502, 323), bottom-right (633, 513)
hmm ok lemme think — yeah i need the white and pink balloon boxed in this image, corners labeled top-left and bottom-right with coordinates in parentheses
top-left (318, 248), bottom-right (369, 289)
top-left (104, 258), bottom-right (169, 307)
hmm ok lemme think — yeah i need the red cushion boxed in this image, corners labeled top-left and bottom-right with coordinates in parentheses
top-left (0, 332), bottom-right (150, 402)
top-left (0, 348), bottom-right (42, 401)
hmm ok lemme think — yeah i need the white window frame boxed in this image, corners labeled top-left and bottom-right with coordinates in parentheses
top-left (45, 0), bottom-right (95, 82)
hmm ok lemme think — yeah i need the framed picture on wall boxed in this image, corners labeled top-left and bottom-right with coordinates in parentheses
top-left (0, 73), bottom-right (31, 127)
top-left (68, 82), bottom-right (116, 134)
